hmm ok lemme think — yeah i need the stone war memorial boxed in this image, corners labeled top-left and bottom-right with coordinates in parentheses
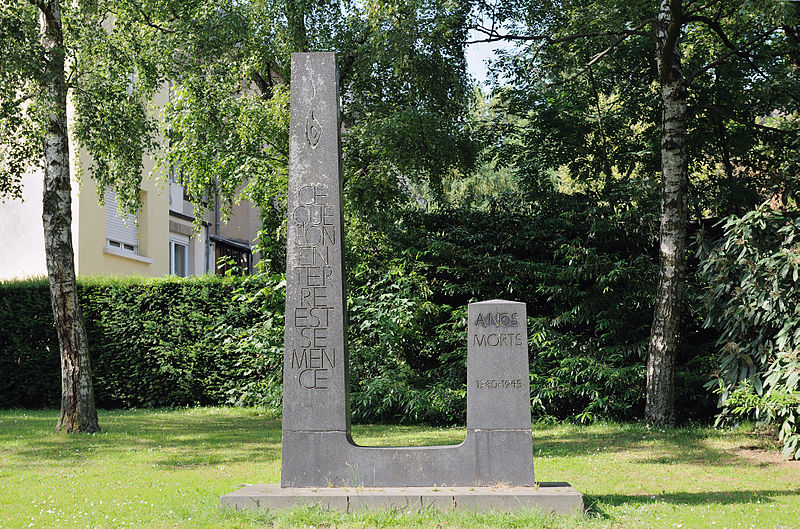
top-left (221, 52), bottom-right (583, 514)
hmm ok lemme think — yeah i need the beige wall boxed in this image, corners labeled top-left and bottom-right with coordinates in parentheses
top-left (0, 165), bottom-right (173, 280)
top-left (217, 198), bottom-right (261, 243)
top-left (217, 198), bottom-right (261, 241)
top-left (217, 197), bottom-right (262, 270)
top-left (0, 167), bottom-right (261, 280)
top-left (75, 174), bottom-right (170, 277)
top-left (73, 86), bottom-right (171, 278)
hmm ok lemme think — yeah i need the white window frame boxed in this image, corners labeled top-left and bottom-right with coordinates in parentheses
top-left (106, 239), bottom-right (138, 253)
top-left (169, 234), bottom-right (190, 277)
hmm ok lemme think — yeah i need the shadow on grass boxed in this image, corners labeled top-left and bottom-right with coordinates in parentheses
top-left (152, 446), bottom-right (282, 468)
top-left (0, 413), bottom-right (59, 435)
top-left (530, 426), bottom-right (769, 467)
top-left (585, 488), bottom-right (800, 517)
top-left (3, 410), bottom-right (785, 494)
top-left (2, 410), bottom-right (282, 468)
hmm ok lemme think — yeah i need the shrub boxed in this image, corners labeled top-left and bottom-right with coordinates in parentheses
top-left (1, 201), bottom-right (718, 425)
top-left (347, 262), bottom-right (467, 424)
top-left (699, 205), bottom-right (800, 458)
top-left (0, 278), bottom-right (60, 408)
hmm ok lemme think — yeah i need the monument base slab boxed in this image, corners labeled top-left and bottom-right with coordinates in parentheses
top-left (220, 483), bottom-right (583, 514)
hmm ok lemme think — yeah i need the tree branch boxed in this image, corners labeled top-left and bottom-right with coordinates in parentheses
top-left (466, 24), bottom-right (656, 45)
top-left (683, 0), bottom-right (724, 19)
top-left (34, 1), bottom-right (63, 47)
top-left (658, 0), bottom-right (683, 84)
top-left (120, 0), bottom-right (176, 34)
top-left (467, 18), bottom-right (656, 88)
top-left (542, 28), bottom-right (647, 88)
top-left (11, 92), bottom-right (35, 109)
top-left (685, 15), bottom-right (745, 55)
top-left (587, 64), bottom-right (612, 181)
top-left (250, 70), bottom-right (272, 100)
top-left (684, 21), bottom-right (797, 103)
top-left (693, 104), bottom-right (800, 135)
top-left (686, 26), bottom-right (778, 84)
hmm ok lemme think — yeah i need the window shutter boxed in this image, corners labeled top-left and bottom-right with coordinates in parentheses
top-left (104, 189), bottom-right (138, 247)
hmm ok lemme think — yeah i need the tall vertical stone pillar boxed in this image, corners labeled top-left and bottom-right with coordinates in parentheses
top-left (282, 53), bottom-right (350, 468)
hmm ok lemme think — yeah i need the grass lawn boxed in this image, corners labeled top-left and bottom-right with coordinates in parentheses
top-left (1, 408), bottom-right (799, 528)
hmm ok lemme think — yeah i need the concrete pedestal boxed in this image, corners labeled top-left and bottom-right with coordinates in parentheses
top-left (220, 483), bottom-right (584, 514)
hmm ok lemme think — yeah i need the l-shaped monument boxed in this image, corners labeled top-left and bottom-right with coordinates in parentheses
top-left (221, 52), bottom-right (583, 513)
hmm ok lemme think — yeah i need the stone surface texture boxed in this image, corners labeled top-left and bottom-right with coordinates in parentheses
top-left (281, 294), bottom-right (536, 486)
top-left (220, 484), bottom-right (584, 514)
top-left (283, 51), bottom-right (349, 434)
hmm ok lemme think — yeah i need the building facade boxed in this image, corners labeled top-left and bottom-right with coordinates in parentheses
top-left (0, 152), bottom-right (260, 280)
top-left (1, 82), bottom-right (261, 281)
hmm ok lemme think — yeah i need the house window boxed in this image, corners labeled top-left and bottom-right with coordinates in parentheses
top-left (105, 189), bottom-right (138, 254)
top-left (169, 235), bottom-right (190, 277)
top-left (213, 236), bottom-right (252, 276)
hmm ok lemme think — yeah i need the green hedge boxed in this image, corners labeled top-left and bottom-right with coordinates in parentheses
top-left (0, 275), bottom-right (284, 409)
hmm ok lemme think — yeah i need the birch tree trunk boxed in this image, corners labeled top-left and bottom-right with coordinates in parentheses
top-left (39, 0), bottom-right (100, 433)
top-left (646, 0), bottom-right (688, 426)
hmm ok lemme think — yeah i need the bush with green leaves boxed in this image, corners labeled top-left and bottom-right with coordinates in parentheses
top-left (346, 199), bottom-right (717, 425)
top-left (699, 205), bottom-right (800, 458)
top-left (0, 275), bottom-right (284, 409)
top-left (347, 261), bottom-right (467, 424)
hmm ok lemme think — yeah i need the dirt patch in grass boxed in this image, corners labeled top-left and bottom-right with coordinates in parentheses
top-left (733, 445), bottom-right (800, 468)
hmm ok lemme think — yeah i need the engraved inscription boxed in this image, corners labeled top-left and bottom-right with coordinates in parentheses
top-left (306, 109), bottom-right (322, 148)
top-left (473, 333), bottom-right (524, 347)
top-left (472, 310), bottom-right (523, 347)
top-left (475, 312), bottom-right (519, 327)
top-left (290, 184), bottom-right (336, 389)
top-left (474, 379), bottom-right (523, 389)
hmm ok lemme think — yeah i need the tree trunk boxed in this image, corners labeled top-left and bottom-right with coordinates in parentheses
top-left (646, 0), bottom-right (688, 426)
top-left (39, 0), bottom-right (100, 434)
